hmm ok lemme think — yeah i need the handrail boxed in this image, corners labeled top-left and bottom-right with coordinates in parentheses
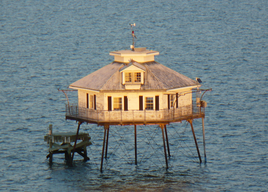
top-left (66, 103), bottom-right (205, 124)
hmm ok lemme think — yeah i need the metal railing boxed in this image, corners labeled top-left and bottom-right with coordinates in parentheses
top-left (66, 103), bottom-right (205, 124)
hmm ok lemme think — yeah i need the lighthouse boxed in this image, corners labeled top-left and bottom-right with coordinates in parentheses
top-left (66, 25), bottom-right (211, 171)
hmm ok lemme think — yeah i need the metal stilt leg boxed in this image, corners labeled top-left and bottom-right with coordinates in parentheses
top-left (160, 124), bottom-right (168, 169)
top-left (100, 126), bottom-right (107, 172)
top-left (105, 125), bottom-right (109, 159)
top-left (202, 118), bottom-right (207, 163)
top-left (134, 125), bottom-right (137, 165)
top-left (164, 125), bottom-right (170, 157)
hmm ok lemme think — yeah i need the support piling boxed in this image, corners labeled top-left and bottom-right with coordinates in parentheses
top-left (105, 125), bottom-right (110, 159)
top-left (134, 125), bottom-right (137, 165)
top-left (49, 152), bottom-right (53, 164)
top-left (160, 124), bottom-right (168, 169)
top-left (164, 125), bottom-right (170, 157)
top-left (48, 124), bottom-right (53, 164)
top-left (100, 125), bottom-right (109, 172)
top-left (71, 121), bottom-right (82, 165)
top-left (202, 117), bottom-right (207, 163)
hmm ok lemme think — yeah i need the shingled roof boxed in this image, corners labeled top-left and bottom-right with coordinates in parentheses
top-left (69, 61), bottom-right (199, 91)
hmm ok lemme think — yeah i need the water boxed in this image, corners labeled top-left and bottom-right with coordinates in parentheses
top-left (1, 0), bottom-right (267, 191)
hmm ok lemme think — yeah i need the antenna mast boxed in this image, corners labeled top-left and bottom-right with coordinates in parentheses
top-left (130, 23), bottom-right (136, 51)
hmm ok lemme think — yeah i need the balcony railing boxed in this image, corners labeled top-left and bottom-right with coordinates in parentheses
top-left (66, 103), bottom-right (205, 125)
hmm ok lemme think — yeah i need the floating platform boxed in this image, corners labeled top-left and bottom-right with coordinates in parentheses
top-left (44, 130), bottom-right (91, 164)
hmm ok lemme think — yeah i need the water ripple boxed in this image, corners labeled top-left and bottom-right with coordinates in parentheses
top-left (1, 0), bottom-right (268, 191)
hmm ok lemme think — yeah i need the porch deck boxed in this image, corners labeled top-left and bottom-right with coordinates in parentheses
top-left (65, 104), bottom-right (205, 125)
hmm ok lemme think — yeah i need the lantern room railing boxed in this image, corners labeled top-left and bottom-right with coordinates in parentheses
top-left (65, 103), bottom-right (205, 125)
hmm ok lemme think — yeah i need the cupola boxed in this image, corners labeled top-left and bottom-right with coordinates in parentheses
top-left (109, 47), bottom-right (159, 63)
top-left (109, 23), bottom-right (159, 63)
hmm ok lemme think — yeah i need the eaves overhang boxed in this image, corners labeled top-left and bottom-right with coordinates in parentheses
top-left (69, 86), bottom-right (100, 93)
top-left (166, 85), bottom-right (201, 92)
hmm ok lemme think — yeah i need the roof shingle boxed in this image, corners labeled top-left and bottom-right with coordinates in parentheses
top-left (69, 61), bottom-right (199, 91)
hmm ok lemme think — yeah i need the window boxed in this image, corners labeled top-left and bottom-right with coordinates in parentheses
top-left (145, 97), bottom-right (153, 110)
top-left (123, 71), bottom-right (143, 85)
top-left (134, 72), bottom-right (141, 82)
top-left (125, 72), bottom-right (132, 83)
top-left (87, 94), bottom-right (95, 109)
top-left (113, 97), bottom-right (122, 110)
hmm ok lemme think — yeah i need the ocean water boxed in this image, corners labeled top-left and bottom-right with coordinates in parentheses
top-left (0, 0), bottom-right (267, 191)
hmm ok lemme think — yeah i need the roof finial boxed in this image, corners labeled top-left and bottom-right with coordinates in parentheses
top-left (130, 23), bottom-right (137, 51)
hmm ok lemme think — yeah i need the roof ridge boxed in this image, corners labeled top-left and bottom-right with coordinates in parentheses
top-left (132, 62), bottom-right (146, 71)
top-left (99, 63), bottom-right (124, 90)
top-left (119, 61), bottom-right (146, 72)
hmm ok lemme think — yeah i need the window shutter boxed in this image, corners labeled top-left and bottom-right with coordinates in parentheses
top-left (155, 96), bottom-right (159, 111)
top-left (94, 95), bottom-right (96, 110)
top-left (86, 93), bottom-right (89, 108)
top-left (168, 94), bottom-right (170, 109)
top-left (108, 96), bottom-right (112, 111)
top-left (139, 96), bottom-right (143, 110)
top-left (176, 93), bottom-right (178, 108)
top-left (124, 96), bottom-right (128, 111)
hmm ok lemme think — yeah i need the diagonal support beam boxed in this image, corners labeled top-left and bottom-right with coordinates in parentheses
top-left (188, 119), bottom-right (202, 163)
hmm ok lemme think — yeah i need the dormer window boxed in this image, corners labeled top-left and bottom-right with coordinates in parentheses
top-left (125, 72), bottom-right (132, 83)
top-left (124, 72), bottom-right (142, 84)
top-left (120, 62), bottom-right (146, 89)
top-left (134, 72), bottom-right (141, 82)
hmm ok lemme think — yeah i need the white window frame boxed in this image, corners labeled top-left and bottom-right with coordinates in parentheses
top-left (134, 72), bottom-right (141, 82)
top-left (123, 71), bottom-right (144, 84)
top-left (125, 72), bottom-right (132, 83)
top-left (145, 97), bottom-right (154, 110)
top-left (113, 97), bottom-right (122, 110)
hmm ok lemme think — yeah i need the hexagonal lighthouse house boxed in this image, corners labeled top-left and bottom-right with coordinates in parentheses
top-left (66, 29), bottom-right (210, 171)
